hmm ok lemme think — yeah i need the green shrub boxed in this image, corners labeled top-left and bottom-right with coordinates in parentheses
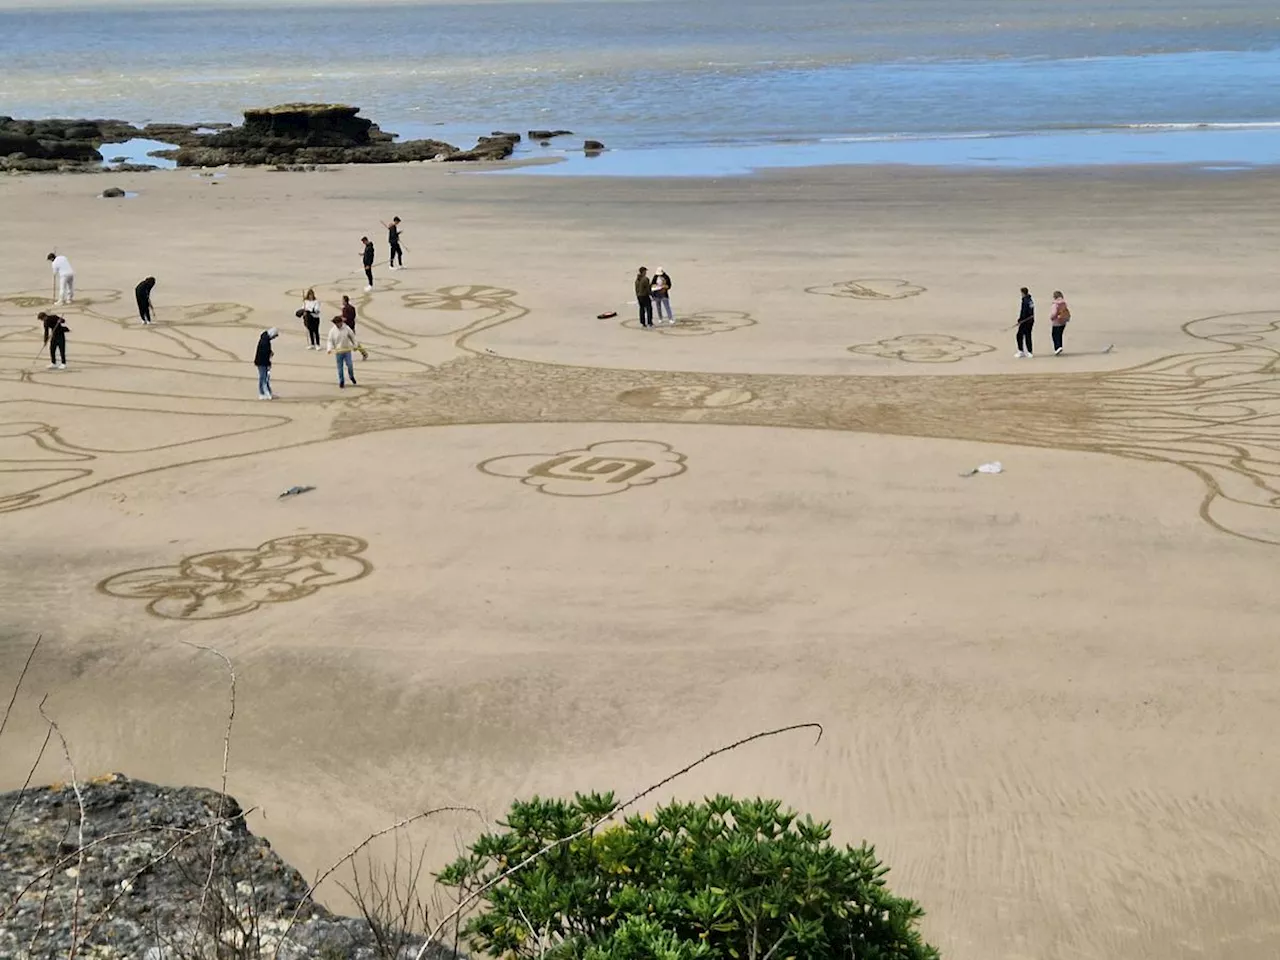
top-left (438, 793), bottom-right (939, 960)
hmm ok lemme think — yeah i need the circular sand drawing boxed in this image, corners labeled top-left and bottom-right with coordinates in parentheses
top-left (478, 440), bottom-right (687, 498)
top-left (806, 279), bottom-right (926, 301)
top-left (621, 310), bottom-right (756, 337)
top-left (618, 384), bottom-right (755, 410)
top-left (848, 334), bottom-right (995, 364)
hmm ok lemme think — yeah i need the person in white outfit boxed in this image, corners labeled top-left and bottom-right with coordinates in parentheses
top-left (47, 253), bottom-right (75, 304)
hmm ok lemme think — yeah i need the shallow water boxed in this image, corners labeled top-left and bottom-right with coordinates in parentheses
top-left (2, 0), bottom-right (1278, 172)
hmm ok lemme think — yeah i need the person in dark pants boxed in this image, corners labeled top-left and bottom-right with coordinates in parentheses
top-left (255, 327), bottom-right (279, 399)
top-left (635, 266), bottom-right (653, 328)
top-left (300, 288), bottom-right (322, 348)
top-left (340, 294), bottom-right (357, 332)
top-left (38, 312), bottom-right (69, 369)
top-left (1049, 290), bottom-right (1071, 355)
top-left (1015, 286), bottom-right (1034, 358)
top-left (361, 236), bottom-right (375, 290)
top-left (382, 216), bottom-right (404, 269)
top-left (135, 277), bottom-right (156, 325)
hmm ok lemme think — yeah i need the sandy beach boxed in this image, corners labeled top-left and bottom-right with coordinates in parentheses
top-left (2, 161), bottom-right (1280, 959)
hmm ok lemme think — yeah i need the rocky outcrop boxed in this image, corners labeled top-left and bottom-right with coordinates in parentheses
top-left (101, 186), bottom-right (126, 198)
top-left (442, 132), bottom-right (520, 162)
top-left (0, 774), bottom-right (463, 960)
top-left (529, 129), bottom-right (573, 140)
top-left (171, 103), bottom-right (457, 167)
top-left (0, 116), bottom-right (204, 172)
top-left (584, 140), bottom-right (606, 154)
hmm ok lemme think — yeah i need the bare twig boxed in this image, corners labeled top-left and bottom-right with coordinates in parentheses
top-left (0, 633), bottom-right (41, 744)
top-left (1, 725), bottom-right (51, 844)
top-left (273, 805), bottom-right (483, 959)
top-left (179, 641), bottom-right (236, 934)
top-left (37, 695), bottom-right (89, 958)
top-left (3, 807), bottom-right (257, 925)
top-left (76, 806), bottom-right (261, 952)
top-left (760, 931), bottom-right (792, 960)
top-left (415, 722), bottom-right (825, 960)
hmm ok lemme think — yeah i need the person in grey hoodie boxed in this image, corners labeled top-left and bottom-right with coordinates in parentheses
top-left (254, 327), bottom-right (279, 399)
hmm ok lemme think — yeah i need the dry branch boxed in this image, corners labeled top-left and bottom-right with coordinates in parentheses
top-left (37, 695), bottom-right (89, 959)
top-left (273, 804), bottom-right (483, 959)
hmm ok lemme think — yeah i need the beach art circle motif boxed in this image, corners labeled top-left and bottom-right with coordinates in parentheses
top-left (98, 533), bottom-right (372, 620)
top-left (479, 440), bottom-right (687, 497)
top-left (807, 279), bottom-right (927, 301)
top-left (848, 334), bottom-right (995, 364)
top-left (617, 384), bottom-right (755, 409)
top-left (621, 310), bottom-right (756, 337)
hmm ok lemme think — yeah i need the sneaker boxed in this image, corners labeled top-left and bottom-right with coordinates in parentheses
top-left (56, 363), bottom-right (66, 369)
top-left (48, 363), bottom-right (58, 370)
top-left (339, 382), bottom-right (346, 389)
top-left (1054, 347), bottom-right (1063, 355)
top-left (258, 394), bottom-right (270, 400)
top-left (1026, 352), bottom-right (1033, 358)
top-left (364, 285), bottom-right (373, 292)
top-left (1014, 351), bottom-right (1024, 358)
top-left (350, 377), bottom-right (357, 385)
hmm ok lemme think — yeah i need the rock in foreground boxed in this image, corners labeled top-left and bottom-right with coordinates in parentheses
top-left (0, 774), bottom-right (463, 960)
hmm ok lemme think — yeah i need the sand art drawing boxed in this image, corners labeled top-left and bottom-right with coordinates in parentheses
top-left (848, 334), bottom-right (996, 363)
top-left (478, 440), bottom-right (688, 497)
top-left (617, 385), bottom-right (756, 410)
top-left (620, 310), bottom-right (756, 337)
top-left (806, 279), bottom-right (927, 300)
top-left (2, 274), bottom-right (1279, 549)
top-left (98, 533), bottom-right (372, 620)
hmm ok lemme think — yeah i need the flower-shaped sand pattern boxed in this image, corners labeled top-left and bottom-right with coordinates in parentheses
top-left (621, 311), bottom-right (756, 337)
top-left (400, 284), bottom-right (526, 338)
top-left (806, 279), bottom-right (927, 301)
top-left (478, 440), bottom-right (687, 497)
top-left (98, 533), bottom-right (372, 620)
top-left (617, 384), bottom-right (755, 410)
top-left (848, 334), bottom-right (995, 364)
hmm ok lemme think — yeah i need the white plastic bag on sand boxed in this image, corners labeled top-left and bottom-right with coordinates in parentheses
top-left (960, 461), bottom-right (1003, 477)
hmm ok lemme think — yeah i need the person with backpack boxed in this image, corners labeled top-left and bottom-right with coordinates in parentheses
top-left (1049, 290), bottom-right (1072, 355)
top-left (652, 268), bottom-right (675, 324)
top-left (1014, 286), bottom-right (1034, 357)
top-left (38, 312), bottom-right (70, 369)
top-left (254, 327), bottom-right (279, 399)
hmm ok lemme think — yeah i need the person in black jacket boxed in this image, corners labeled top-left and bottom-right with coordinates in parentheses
top-left (135, 277), bottom-right (157, 324)
top-left (255, 327), bottom-right (279, 399)
top-left (38, 312), bottom-right (70, 369)
top-left (1015, 286), bottom-right (1035, 358)
top-left (361, 236), bottom-right (375, 290)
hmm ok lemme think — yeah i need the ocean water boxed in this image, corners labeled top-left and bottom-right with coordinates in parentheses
top-left (3, 0), bottom-right (1279, 173)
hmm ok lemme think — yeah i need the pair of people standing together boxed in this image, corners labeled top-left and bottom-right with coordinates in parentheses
top-left (634, 266), bottom-right (675, 328)
top-left (359, 217), bottom-right (405, 291)
top-left (1015, 287), bottom-right (1071, 358)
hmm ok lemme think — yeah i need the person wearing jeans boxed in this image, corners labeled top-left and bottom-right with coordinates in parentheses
top-left (652, 268), bottom-right (675, 324)
top-left (634, 266), bottom-right (653, 328)
top-left (1014, 286), bottom-right (1034, 357)
top-left (326, 316), bottom-right (361, 388)
top-left (1049, 290), bottom-right (1071, 355)
top-left (254, 327), bottom-right (279, 399)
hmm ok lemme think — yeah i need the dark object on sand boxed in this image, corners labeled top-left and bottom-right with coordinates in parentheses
top-left (279, 485), bottom-right (315, 499)
top-left (101, 186), bottom-right (126, 198)
top-left (529, 129), bottom-right (573, 140)
top-left (584, 140), bottom-right (605, 155)
top-left (597, 311), bottom-right (618, 319)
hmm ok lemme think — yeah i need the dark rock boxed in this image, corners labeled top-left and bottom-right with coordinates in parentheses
top-left (102, 186), bottom-right (126, 197)
top-left (112, 163), bottom-right (158, 172)
top-left (138, 122), bottom-right (205, 147)
top-left (443, 132), bottom-right (520, 162)
top-left (109, 155), bottom-right (128, 163)
top-left (491, 130), bottom-right (522, 141)
top-left (529, 129), bottom-right (573, 140)
top-left (0, 774), bottom-right (466, 960)
top-left (584, 139), bottom-right (606, 152)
